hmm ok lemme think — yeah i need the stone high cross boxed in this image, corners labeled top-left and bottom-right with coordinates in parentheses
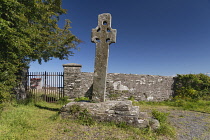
top-left (91, 13), bottom-right (117, 102)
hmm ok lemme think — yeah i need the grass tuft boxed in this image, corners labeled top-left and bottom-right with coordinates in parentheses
top-left (74, 96), bottom-right (90, 102)
top-left (151, 110), bottom-right (176, 137)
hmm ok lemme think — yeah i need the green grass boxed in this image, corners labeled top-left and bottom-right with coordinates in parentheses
top-left (0, 104), bottom-right (60, 139)
top-left (28, 90), bottom-right (66, 103)
top-left (134, 99), bottom-right (210, 113)
top-left (0, 101), bottom-right (176, 140)
top-left (1, 98), bottom-right (209, 139)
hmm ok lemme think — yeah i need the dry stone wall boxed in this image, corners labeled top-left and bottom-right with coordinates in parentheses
top-left (63, 63), bottom-right (175, 101)
top-left (106, 73), bottom-right (174, 101)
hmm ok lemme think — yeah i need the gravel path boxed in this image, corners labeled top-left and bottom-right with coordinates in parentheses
top-left (166, 110), bottom-right (210, 140)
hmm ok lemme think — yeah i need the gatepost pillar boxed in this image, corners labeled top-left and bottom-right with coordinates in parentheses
top-left (63, 63), bottom-right (82, 98)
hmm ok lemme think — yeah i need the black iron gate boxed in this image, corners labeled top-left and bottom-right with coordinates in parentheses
top-left (26, 71), bottom-right (64, 102)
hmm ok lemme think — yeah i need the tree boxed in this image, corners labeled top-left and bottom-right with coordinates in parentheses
top-left (0, 0), bottom-right (81, 101)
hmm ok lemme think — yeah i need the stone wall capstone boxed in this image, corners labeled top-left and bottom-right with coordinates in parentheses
top-left (63, 63), bottom-right (174, 101)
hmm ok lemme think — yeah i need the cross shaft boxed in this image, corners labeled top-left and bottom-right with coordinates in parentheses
top-left (91, 13), bottom-right (117, 102)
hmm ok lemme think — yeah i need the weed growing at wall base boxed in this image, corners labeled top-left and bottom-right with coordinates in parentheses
top-left (57, 96), bottom-right (69, 104)
top-left (108, 93), bottom-right (120, 100)
top-left (74, 96), bottom-right (90, 102)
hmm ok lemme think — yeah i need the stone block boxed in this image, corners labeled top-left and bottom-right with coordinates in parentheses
top-left (60, 100), bottom-right (159, 129)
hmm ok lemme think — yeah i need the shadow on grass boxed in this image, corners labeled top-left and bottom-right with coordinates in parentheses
top-left (34, 104), bottom-right (60, 111)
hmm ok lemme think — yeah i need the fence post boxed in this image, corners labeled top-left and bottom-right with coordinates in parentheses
top-left (63, 63), bottom-right (82, 98)
top-left (44, 71), bottom-right (47, 101)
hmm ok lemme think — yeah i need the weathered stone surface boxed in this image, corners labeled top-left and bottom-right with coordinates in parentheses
top-left (62, 67), bottom-right (174, 101)
top-left (60, 100), bottom-right (155, 129)
top-left (91, 13), bottom-right (117, 102)
top-left (63, 63), bottom-right (82, 98)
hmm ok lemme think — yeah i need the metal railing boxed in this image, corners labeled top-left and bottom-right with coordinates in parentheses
top-left (26, 71), bottom-right (64, 102)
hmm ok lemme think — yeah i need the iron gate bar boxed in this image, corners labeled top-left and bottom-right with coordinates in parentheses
top-left (26, 71), bottom-right (64, 102)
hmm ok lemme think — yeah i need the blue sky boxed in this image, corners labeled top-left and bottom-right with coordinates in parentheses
top-left (30, 0), bottom-right (210, 76)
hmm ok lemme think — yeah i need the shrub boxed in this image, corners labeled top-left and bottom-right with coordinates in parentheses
top-left (174, 74), bottom-right (210, 100)
top-left (0, 92), bottom-right (11, 104)
top-left (0, 62), bottom-right (21, 104)
top-left (0, 104), bottom-right (5, 115)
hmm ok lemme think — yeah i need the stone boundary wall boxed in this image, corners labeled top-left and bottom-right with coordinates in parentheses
top-left (63, 63), bottom-right (175, 101)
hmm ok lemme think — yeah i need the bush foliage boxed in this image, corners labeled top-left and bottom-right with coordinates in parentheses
top-left (174, 74), bottom-right (210, 100)
top-left (0, 0), bottom-right (80, 103)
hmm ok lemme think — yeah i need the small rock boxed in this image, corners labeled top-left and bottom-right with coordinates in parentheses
top-left (139, 112), bottom-right (148, 119)
top-left (149, 118), bottom-right (160, 130)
